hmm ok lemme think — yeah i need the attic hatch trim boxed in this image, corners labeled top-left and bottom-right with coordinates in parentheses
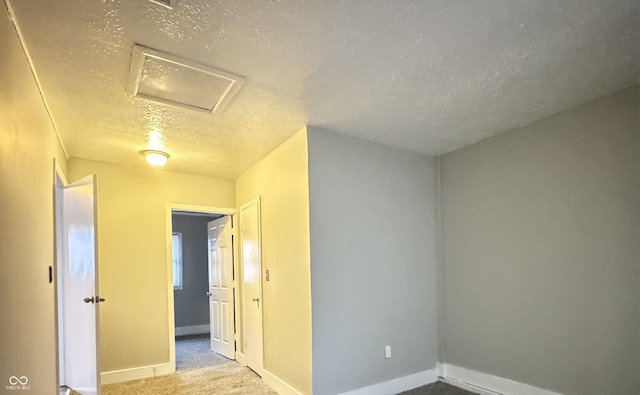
top-left (126, 44), bottom-right (245, 115)
top-left (148, 0), bottom-right (176, 10)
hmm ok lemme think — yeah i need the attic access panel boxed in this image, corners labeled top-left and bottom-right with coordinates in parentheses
top-left (127, 44), bottom-right (245, 114)
top-left (148, 0), bottom-right (176, 9)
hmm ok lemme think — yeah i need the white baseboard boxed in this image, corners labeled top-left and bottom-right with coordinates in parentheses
top-left (236, 352), bottom-right (246, 366)
top-left (175, 324), bottom-right (210, 337)
top-left (101, 362), bottom-right (174, 385)
top-left (262, 369), bottom-right (304, 395)
top-left (338, 368), bottom-right (439, 395)
top-left (439, 363), bottom-right (563, 395)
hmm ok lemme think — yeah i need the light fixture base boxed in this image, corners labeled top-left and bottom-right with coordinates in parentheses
top-left (141, 150), bottom-right (170, 167)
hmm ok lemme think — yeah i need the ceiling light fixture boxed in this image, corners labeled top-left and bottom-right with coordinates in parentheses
top-left (141, 150), bottom-right (170, 167)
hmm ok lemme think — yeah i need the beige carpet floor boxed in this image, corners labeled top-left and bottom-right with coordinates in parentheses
top-left (102, 335), bottom-right (277, 395)
top-left (100, 335), bottom-right (474, 395)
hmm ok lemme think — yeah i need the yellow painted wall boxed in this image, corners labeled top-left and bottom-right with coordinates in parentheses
top-left (67, 158), bottom-right (235, 372)
top-left (0, 6), bottom-right (67, 393)
top-left (236, 128), bottom-right (313, 394)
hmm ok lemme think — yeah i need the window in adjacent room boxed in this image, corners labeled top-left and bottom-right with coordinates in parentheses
top-left (172, 232), bottom-right (183, 290)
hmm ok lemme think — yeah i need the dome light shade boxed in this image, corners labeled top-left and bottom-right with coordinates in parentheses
top-left (141, 150), bottom-right (169, 167)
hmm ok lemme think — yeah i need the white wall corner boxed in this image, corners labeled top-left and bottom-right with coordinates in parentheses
top-left (337, 368), bottom-right (439, 395)
top-left (440, 364), bottom-right (564, 395)
top-left (101, 362), bottom-right (174, 385)
top-left (261, 369), bottom-right (304, 395)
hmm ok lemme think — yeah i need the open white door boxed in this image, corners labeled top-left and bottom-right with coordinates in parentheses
top-left (60, 174), bottom-right (101, 395)
top-left (208, 216), bottom-right (235, 359)
top-left (240, 198), bottom-right (264, 375)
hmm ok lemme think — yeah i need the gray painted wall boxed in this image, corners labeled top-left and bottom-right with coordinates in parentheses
top-left (440, 86), bottom-right (640, 395)
top-left (307, 127), bottom-right (439, 395)
top-left (173, 214), bottom-right (219, 329)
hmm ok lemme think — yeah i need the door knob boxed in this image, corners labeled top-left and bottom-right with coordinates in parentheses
top-left (206, 291), bottom-right (212, 296)
top-left (84, 296), bottom-right (106, 304)
top-left (252, 297), bottom-right (260, 302)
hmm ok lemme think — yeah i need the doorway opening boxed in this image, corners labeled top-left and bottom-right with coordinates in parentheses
top-left (165, 204), bottom-right (239, 373)
top-left (172, 211), bottom-right (224, 370)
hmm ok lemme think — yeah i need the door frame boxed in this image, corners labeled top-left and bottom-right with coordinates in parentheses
top-left (165, 203), bottom-right (239, 372)
top-left (54, 160), bottom-right (68, 389)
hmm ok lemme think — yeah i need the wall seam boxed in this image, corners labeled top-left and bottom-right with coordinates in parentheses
top-left (434, 155), bottom-right (446, 366)
top-left (3, 0), bottom-right (69, 158)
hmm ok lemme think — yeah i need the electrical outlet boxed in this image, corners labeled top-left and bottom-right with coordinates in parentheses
top-left (385, 345), bottom-right (391, 359)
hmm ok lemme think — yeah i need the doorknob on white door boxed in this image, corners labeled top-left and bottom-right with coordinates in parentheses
top-left (83, 296), bottom-right (106, 304)
top-left (252, 297), bottom-right (259, 302)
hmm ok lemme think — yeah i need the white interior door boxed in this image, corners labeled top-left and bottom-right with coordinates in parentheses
top-left (240, 198), bottom-right (264, 375)
top-left (208, 216), bottom-right (235, 359)
top-left (60, 174), bottom-right (101, 395)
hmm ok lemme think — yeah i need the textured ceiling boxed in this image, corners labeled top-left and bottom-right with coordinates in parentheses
top-left (9, 0), bottom-right (640, 179)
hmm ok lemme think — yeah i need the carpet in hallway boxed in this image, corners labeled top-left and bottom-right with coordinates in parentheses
top-left (101, 335), bottom-right (277, 395)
